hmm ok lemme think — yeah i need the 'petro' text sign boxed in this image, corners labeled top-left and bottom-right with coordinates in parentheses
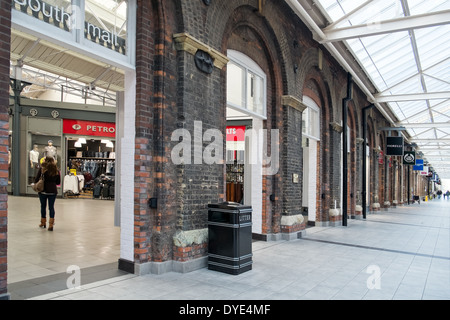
top-left (63, 119), bottom-right (116, 138)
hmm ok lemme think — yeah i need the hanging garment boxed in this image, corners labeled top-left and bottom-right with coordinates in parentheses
top-left (93, 184), bottom-right (102, 198)
top-left (64, 175), bottom-right (80, 195)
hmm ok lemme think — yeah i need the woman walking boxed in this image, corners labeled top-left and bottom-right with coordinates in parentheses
top-left (34, 156), bottom-right (61, 231)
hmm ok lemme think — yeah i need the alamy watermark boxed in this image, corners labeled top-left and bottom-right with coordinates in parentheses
top-left (171, 121), bottom-right (280, 176)
top-left (66, 265), bottom-right (81, 290)
top-left (366, 265), bottom-right (381, 290)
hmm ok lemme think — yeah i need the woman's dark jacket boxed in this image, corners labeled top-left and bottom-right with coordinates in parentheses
top-left (34, 168), bottom-right (61, 194)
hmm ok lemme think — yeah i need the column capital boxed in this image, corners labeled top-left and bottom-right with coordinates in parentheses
top-left (173, 33), bottom-right (229, 69)
top-left (281, 95), bottom-right (307, 112)
top-left (330, 121), bottom-right (343, 133)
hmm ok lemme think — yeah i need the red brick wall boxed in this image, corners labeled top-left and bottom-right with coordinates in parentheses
top-left (0, 0), bottom-right (10, 298)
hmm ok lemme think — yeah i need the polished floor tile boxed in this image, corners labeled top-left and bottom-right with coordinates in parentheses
top-left (6, 196), bottom-right (450, 300)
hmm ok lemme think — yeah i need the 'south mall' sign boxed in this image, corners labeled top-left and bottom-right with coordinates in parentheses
top-left (13, 0), bottom-right (126, 55)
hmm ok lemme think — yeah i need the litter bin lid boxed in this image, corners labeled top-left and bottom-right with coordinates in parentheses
top-left (208, 202), bottom-right (252, 210)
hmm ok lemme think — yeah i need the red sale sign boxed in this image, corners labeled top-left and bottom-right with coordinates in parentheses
top-left (63, 119), bottom-right (116, 138)
top-left (226, 126), bottom-right (246, 142)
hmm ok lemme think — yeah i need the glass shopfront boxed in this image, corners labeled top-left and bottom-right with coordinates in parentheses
top-left (8, 100), bottom-right (116, 196)
top-left (63, 119), bottom-right (116, 199)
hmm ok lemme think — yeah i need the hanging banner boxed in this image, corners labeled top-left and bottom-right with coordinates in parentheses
top-left (413, 159), bottom-right (424, 171)
top-left (386, 136), bottom-right (404, 156)
top-left (420, 166), bottom-right (429, 176)
top-left (403, 151), bottom-right (416, 165)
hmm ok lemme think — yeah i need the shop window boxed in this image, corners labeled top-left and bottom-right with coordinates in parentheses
top-left (227, 50), bottom-right (266, 119)
top-left (302, 96), bottom-right (320, 141)
top-left (28, 135), bottom-right (61, 185)
top-left (227, 62), bottom-right (245, 108)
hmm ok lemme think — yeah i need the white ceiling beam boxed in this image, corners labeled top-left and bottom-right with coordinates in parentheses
top-left (399, 122), bottom-right (450, 128)
top-left (424, 156), bottom-right (450, 159)
top-left (418, 147), bottom-right (450, 151)
top-left (320, 10), bottom-right (450, 43)
top-left (375, 92), bottom-right (450, 103)
top-left (323, 0), bottom-right (376, 30)
top-left (413, 139), bottom-right (450, 143)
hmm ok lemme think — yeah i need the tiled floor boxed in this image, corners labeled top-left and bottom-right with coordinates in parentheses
top-left (6, 196), bottom-right (450, 300)
top-left (7, 195), bottom-right (122, 299)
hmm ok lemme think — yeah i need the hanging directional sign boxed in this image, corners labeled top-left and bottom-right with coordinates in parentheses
top-left (413, 159), bottom-right (424, 171)
top-left (386, 136), bottom-right (404, 155)
top-left (403, 151), bottom-right (415, 165)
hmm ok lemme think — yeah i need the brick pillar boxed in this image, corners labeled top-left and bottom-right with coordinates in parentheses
top-left (0, 0), bottom-right (11, 300)
top-left (372, 148), bottom-right (381, 211)
top-left (280, 96), bottom-right (306, 239)
top-left (329, 122), bottom-right (343, 225)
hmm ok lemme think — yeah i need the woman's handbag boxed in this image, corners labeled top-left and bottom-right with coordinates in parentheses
top-left (32, 172), bottom-right (45, 192)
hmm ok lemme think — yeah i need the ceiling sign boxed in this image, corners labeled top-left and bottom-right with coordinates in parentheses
top-left (413, 159), bottom-right (424, 171)
top-left (386, 136), bottom-right (404, 156)
top-left (403, 151), bottom-right (415, 166)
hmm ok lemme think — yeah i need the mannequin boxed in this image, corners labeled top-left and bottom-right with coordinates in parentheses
top-left (29, 144), bottom-right (39, 168)
top-left (44, 140), bottom-right (57, 160)
top-left (29, 145), bottom-right (40, 184)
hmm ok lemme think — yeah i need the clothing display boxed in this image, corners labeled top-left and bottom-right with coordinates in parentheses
top-left (78, 159), bottom-right (115, 179)
top-left (44, 141), bottom-right (57, 159)
top-left (92, 175), bottom-right (115, 200)
top-left (63, 174), bottom-right (85, 196)
top-left (65, 156), bottom-right (115, 200)
top-left (64, 137), bottom-right (115, 199)
top-left (29, 146), bottom-right (40, 183)
top-left (29, 148), bottom-right (39, 164)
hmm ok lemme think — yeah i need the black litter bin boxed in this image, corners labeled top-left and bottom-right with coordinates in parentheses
top-left (207, 202), bottom-right (252, 275)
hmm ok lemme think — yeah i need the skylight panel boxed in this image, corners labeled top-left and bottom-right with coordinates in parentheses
top-left (415, 26), bottom-right (450, 70)
top-left (408, 0), bottom-right (450, 15)
top-left (317, 0), bottom-right (369, 21)
top-left (396, 100), bottom-right (428, 119)
top-left (348, 0), bottom-right (403, 26)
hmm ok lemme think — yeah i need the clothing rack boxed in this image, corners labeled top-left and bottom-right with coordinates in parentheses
top-left (69, 157), bottom-right (115, 179)
top-left (92, 174), bottom-right (115, 200)
top-left (63, 172), bottom-right (85, 197)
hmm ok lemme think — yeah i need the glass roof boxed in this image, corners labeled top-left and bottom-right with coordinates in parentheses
top-left (310, 0), bottom-right (450, 179)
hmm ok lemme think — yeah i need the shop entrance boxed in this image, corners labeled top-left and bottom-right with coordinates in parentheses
top-left (7, 0), bottom-right (137, 288)
top-left (65, 136), bottom-right (116, 199)
top-left (301, 96), bottom-right (321, 225)
top-left (226, 50), bottom-right (266, 235)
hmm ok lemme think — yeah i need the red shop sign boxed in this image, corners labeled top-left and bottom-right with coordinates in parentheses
top-left (226, 126), bottom-right (246, 142)
top-left (63, 119), bottom-right (116, 138)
